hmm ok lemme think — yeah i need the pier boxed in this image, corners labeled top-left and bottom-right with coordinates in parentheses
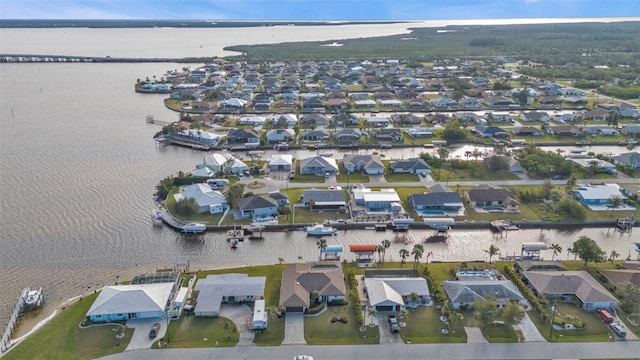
top-left (490, 220), bottom-right (520, 232)
top-left (1, 287), bottom-right (44, 354)
top-left (145, 115), bottom-right (173, 126)
top-left (615, 217), bottom-right (635, 233)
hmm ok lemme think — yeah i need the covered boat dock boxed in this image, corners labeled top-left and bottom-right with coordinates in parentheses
top-left (349, 244), bottom-right (376, 266)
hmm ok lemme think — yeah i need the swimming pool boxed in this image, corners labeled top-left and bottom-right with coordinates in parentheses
top-left (483, 206), bottom-right (505, 213)
top-left (420, 210), bottom-right (447, 216)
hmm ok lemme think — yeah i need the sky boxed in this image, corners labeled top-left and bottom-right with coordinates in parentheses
top-left (0, 0), bottom-right (638, 20)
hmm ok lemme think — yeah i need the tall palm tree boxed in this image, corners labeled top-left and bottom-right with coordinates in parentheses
top-left (399, 248), bottom-right (410, 267)
top-left (317, 238), bottom-right (327, 261)
top-left (550, 243), bottom-right (562, 261)
top-left (411, 244), bottom-right (424, 269)
top-left (376, 244), bottom-right (384, 264)
top-left (609, 250), bottom-right (620, 262)
top-left (472, 148), bottom-right (482, 161)
top-left (381, 239), bottom-right (392, 264)
top-left (485, 244), bottom-right (499, 263)
top-left (609, 196), bottom-right (623, 215)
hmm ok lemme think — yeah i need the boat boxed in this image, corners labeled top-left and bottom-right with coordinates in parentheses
top-left (247, 223), bottom-right (266, 232)
top-left (304, 224), bottom-right (338, 236)
top-left (24, 288), bottom-right (42, 306)
top-left (181, 222), bottom-right (207, 233)
top-left (151, 209), bottom-right (163, 220)
top-left (633, 243), bottom-right (640, 254)
top-left (318, 152), bottom-right (333, 157)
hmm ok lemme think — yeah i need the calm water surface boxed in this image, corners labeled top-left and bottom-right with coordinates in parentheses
top-left (1, 21), bottom-right (638, 337)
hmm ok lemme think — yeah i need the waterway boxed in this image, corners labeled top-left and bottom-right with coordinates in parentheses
top-left (0, 20), bottom-right (638, 339)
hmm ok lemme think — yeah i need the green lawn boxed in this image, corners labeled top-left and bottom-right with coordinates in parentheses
top-left (291, 161), bottom-right (326, 183)
top-left (162, 316), bottom-right (238, 348)
top-left (336, 164), bottom-right (370, 183)
top-left (399, 306), bottom-right (467, 343)
top-left (527, 302), bottom-right (612, 342)
top-left (432, 167), bottom-right (520, 182)
top-left (394, 186), bottom-right (429, 221)
top-left (382, 160), bottom-right (421, 182)
top-left (457, 202), bottom-right (541, 222)
top-left (461, 309), bottom-right (519, 343)
top-left (3, 293), bottom-right (132, 360)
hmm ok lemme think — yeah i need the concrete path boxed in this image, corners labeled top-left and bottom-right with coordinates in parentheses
top-left (282, 313), bottom-right (306, 345)
top-left (218, 304), bottom-right (254, 346)
top-left (464, 327), bottom-right (488, 343)
top-left (513, 312), bottom-right (546, 342)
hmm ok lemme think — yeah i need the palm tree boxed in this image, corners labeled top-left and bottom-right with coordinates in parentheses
top-left (381, 239), bottom-right (391, 264)
top-left (408, 291), bottom-right (421, 305)
top-left (550, 243), bottom-right (562, 261)
top-left (399, 248), bottom-right (410, 267)
top-left (411, 244), bottom-right (424, 269)
top-left (609, 196), bottom-right (623, 215)
top-left (376, 244), bottom-right (384, 264)
top-left (399, 307), bottom-right (408, 320)
top-left (297, 255), bottom-right (303, 263)
top-left (566, 176), bottom-right (577, 190)
top-left (368, 308), bottom-right (378, 326)
top-left (317, 238), bottom-right (327, 261)
top-left (485, 244), bottom-right (499, 263)
top-left (278, 257), bottom-right (285, 265)
top-left (609, 250), bottom-right (620, 262)
top-left (588, 160), bottom-right (600, 175)
top-left (542, 199), bottom-right (555, 214)
top-left (464, 151), bottom-right (472, 160)
top-left (472, 148), bottom-right (482, 161)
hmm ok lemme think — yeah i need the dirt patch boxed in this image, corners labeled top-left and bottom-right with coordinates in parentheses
top-left (178, 316), bottom-right (192, 333)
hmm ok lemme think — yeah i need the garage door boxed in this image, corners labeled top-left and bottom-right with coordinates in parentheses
top-left (286, 306), bottom-right (304, 313)
top-left (375, 305), bottom-right (394, 312)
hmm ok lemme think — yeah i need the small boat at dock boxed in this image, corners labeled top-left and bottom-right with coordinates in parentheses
top-left (305, 224), bottom-right (338, 236)
top-left (181, 222), bottom-right (207, 234)
top-left (151, 209), bottom-right (163, 220)
top-left (23, 287), bottom-right (43, 307)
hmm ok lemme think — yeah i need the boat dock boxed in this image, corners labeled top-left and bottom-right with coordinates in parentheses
top-left (145, 114), bottom-right (173, 126)
top-left (158, 210), bottom-right (206, 234)
top-left (1, 287), bottom-right (44, 354)
top-left (616, 217), bottom-right (635, 233)
top-left (490, 220), bottom-right (520, 232)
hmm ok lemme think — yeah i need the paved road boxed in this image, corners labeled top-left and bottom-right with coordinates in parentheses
top-left (98, 341), bottom-right (640, 360)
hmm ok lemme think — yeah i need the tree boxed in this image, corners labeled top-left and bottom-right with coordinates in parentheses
top-left (437, 147), bottom-right (450, 162)
top-left (587, 160), bottom-right (601, 175)
top-left (502, 302), bottom-right (525, 328)
top-left (411, 244), bottom-right (424, 269)
top-left (472, 296), bottom-right (497, 329)
top-left (381, 239), bottom-right (391, 265)
top-left (609, 250), bottom-right (620, 262)
top-left (566, 176), bottom-right (577, 189)
top-left (448, 312), bottom-right (464, 333)
top-left (376, 244), bottom-right (384, 264)
top-left (550, 243), bottom-right (562, 261)
top-left (408, 291), bottom-right (421, 305)
top-left (399, 248), bottom-right (410, 267)
top-left (484, 155), bottom-right (509, 172)
top-left (608, 196), bottom-right (623, 215)
top-left (173, 197), bottom-right (199, 217)
top-left (368, 308), bottom-right (378, 325)
top-left (485, 244), bottom-right (499, 263)
top-left (516, 88), bottom-right (529, 105)
top-left (442, 119), bottom-right (468, 144)
top-left (316, 238), bottom-right (327, 261)
top-left (225, 183), bottom-right (246, 208)
top-left (278, 257), bottom-right (285, 265)
top-left (571, 236), bottom-right (605, 267)
top-left (556, 198), bottom-right (587, 222)
top-left (617, 282), bottom-right (640, 314)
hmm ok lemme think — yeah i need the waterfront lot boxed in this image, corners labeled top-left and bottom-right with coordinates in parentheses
top-left (161, 316), bottom-right (238, 348)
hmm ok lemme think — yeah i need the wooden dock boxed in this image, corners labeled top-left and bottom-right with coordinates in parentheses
top-left (1, 287), bottom-right (43, 354)
top-left (145, 115), bottom-right (173, 126)
top-left (491, 220), bottom-right (519, 232)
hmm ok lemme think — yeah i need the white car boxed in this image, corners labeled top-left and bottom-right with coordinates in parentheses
top-left (294, 356), bottom-right (313, 360)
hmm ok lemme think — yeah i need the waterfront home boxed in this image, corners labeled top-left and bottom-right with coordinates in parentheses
top-left (86, 283), bottom-right (175, 322)
top-left (280, 262), bottom-right (346, 313)
top-left (409, 187), bottom-right (464, 217)
top-left (373, 128), bottom-right (403, 142)
top-left (459, 97), bottom-right (481, 108)
top-left (194, 274), bottom-right (266, 317)
top-left (431, 97), bottom-right (457, 108)
top-left (300, 113), bottom-right (329, 127)
top-left (581, 110), bottom-right (608, 121)
top-left (301, 188), bottom-right (346, 210)
top-left (390, 157), bottom-right (430, 174)
top-left (465, 185), bottom-right (519, 212)
top-left (547, 125), bottom-right (581, 137)
top-left (198, 153), bottom-right (249, 175)
top-left (497, 155), bottom-right (524, 173)
top-left (354, 99), bottom-right (377, 108)
top-left (328, 98), bottom-right (350, 110)
top-left (569, 158), bottom-right (616, 173)
top-left (620, 124), bottom-right (640, 136)
top-left (334, 128), bottom-right (362, 143)
top-left (302, 98), bottom-right (325, 111)
top-left (407, 128), bottom-right (434, 138)
top-left (612, 152), bottom-right (640, 170)
top-left (333, 113), bottom-right (360, 127)
top-left (365, 116), bottom-right (390, 127)
top-left (227, 128), bottom-right (259, 144)
top-left (301, 129), bottom-right (330, 142)
top-left (391, 113), bottom-right (423, 125)
top-left (238, 116), bottom-right (266, 126)
top-left (300, 156), bottom-right (339, 175)
top-left (510, 126), bottom-right (544, 137)
top-left (174, 183), bottom-right (228, 214)
top-left (168, 128), bottom-right (222, 146)
top-left (519, 111), bottom-right (550, 123)
top-left (271, 113), bottom-right (298, 128)
top-left (361, 189), bottom-right (402, 214)
top-left (484, 96), bottom-right (514, 107)
top-left (426, 113), bottom-right (451, 125)
top-left (599, 267), bottom-right (640, 291)
top-left (380, 99), bottom-right (403, 108)
top-left (443, 280), bottom-right (527, 310)
top-left (266, 128), bottom-right (295, 143)
top-left (365, 275), bottom-right (431, 311)
top-left (522, 271), bottom-right (619, 310)
top-left (238, 195), bottom-right (279, 220)
top-left (342, 154), bottom-right (384, 175)
top-left (474, 125), bottom-right (509, 139)
top-left (220, 97), bottom-right (247, 110)
top-left (349, 92), bottom-right (370, 100)
top-left (268, 154), bottom-right (293, 171)
top-left (573, 184), bottom-right (627, 209)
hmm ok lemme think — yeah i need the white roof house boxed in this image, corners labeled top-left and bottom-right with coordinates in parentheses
top-left (200, 153), bottom-right (249, 174)
top-left (194, 274), bottom-right (266, 317)
top-left (268, 154), bottom-right (293, 168)
top-left (364, 277), bottom-right (430, 311)
top-left (174, 183), bottom-right (227, 214)
top-left (86, 283), bottom-right (174, 322)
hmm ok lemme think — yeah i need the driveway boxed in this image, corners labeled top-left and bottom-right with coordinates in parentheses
top-left (125, 318), bottom-right (166, 351)
top-left (218, 303), bottom-right (254, 346)
top-left (512, 312), bottom-right (546, 342)
top-left (375, 312), bottom-right (402, 344)
top-left (282, 313), bottom-right (306, 345)
top-left (464, 327), bottom-right (488, 343)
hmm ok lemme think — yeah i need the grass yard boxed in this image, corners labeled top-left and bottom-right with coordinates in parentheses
top-left (461, 309), bottom-right (519, 343)
top-left (165, 188), bottom-right (224, 225)
top-left (336, 164), bottom-right (370, 183)
top-left (399, 306), bottom-right (467, 343)
top-left (431, 167), bottom-right (520, 182)
top-left (163, 316), bottom-right (238, 348)
top-left (457, 202), bottom-right (541, 222)
top-left (291, 161), bottom-right (326, 183)
top-left (304, 305), bottom-right (379, 345)
top-left (527, 302), bottom-right (612, 342)
top-left (3, 293), bottom-right (132, 360)
top-left (382, 160), bottom-right (421, 182)
top-left (293, 207), bottom-right (349, 224)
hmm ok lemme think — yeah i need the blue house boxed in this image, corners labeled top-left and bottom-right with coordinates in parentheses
top-left (238, 194), bottom-right (286, 220)
top-left (86, 283), bottom-right (175, 323)
top-left (573, 184), bottom-right (626, 206)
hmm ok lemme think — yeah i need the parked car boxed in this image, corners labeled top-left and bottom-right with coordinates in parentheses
top-left (325, 172), bottom-right (331, 179)
top-left (421, 172), bottom-right (427, 178)
top-left (294, 356), bottom-right (314, 360)
top-left (388, 315), bottom-right (399, 333)
top-left (149, 322), bottom-right (161, 338)
top-left (596, 308), bottom-right (614, 324)
top-left (609, 323), bottom-right (627, 337)
top-left (243, 170), bottom-right (251, 177)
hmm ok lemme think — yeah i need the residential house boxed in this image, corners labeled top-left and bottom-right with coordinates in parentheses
top-left (279, 262), bottom-right (346, 312)
top-left (271, 113), bottom-right (298, 128)
top-left (431, 97), bottom-right (458, 108)
top-left (409, 185), bottom-right (463, 216)
top-left (238, 195), bottom-right (279, 219)
top-left (342, 154), bottom-right (384, 175)
top-left (568, 158), bottom-right (616, 174)
top-left (390, 158), bottom-right (431, 174)
top-left (538, 96), bottom-right (563, 107)
top-left (511, 126), bottom-right (544, 136)
top-left (268, 154), bottom-right (293, 171)
top-left (361, 189), bottom-right (402, 213)
top-left (301, 129), bottom-right (330, 142)
top-left (301, 189), bottom-right (346, 209)
top-left (519, 111), bottom-right (550, 123)
top-left (620, 125), bottom-right (640, 136)
top-left (220, 97), bottom-right (247, 110)
top-left (426, 114), bottom-right (451, 125)
top-left (474, 125), bottom-right (509, 139)
top-left (365, 276), bottom-right (431, 311)
top-left (465, 185), bottom-right (519, 211)
top-left (484, 96), bottom-right (515, 107)
top-left (581, 110), bottom-right (608, 121)
top-left (354, 100), bottom-right (377, 108)
top-left (380, 99), bottom-right (403, 108)
top-left (573, 184), bottom-right (626, 207)
top-left (391, 113), bottom-right (423, 126)
top-left (522, 271), bottom-right (619, 310)
top-left (599, 268), bottom-right (640, 290)
top-left (327, 98), bottom-right (349, 110)
top-left (169, 129), bottom-right (221, 146)
top-left (302, 98), bottom-right (325, 110)
top-left (364, 116), bottom-right (390, 127)
top-left (612, 152), bottom-right (640, 170)
top-left (174, 183), bottom-right (228, 214)
top-left (497, 155), bottom-right (524, 173)
top-left (333, 113), bottom-right (360, 127)
top-left (86, 283), bottom-right (175, 322)
top-left (194, 274), bottom-right (266, 317)
top-left (406, 128), bottom-right (434, 138)
top-left (349, 92), bottom-right (370, 100)
top-left (547, 125), bottom-right (581, 137)
top-left (238, 116), bottom-right (267, 126)
top-left (198, 153), bottom-right (249, 175)
top-left (443, 280), bottom-right (527, 310)
top-left (373, 128), bottom-right (403, 142)
top-left (227, 128), bottom-right (259, 144)
top-left (334, 128), bottom-right (362, 143)
top-left (300, 113), bottom-right (329, 127)
top-left (266, 128), bottom-right (295, 143)
top-left (459, 97), bottom-right (481, 108)
top-left (300, 156), bottom-right (339, 175)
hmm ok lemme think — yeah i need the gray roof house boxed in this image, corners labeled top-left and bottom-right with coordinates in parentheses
top-left (342, 154), bottom-right (384, 175)
top-left (174, 183), bottom-right (228, 214)
top-left (466, 185), bottom-right (519, 211)
top-left (522, 271), bottom-right (619, 310)
top-left (268, 154), bottom-right (293, 171)
top-left (409, 189), bottom-right (463, 216)
top-left (390, 157), bottom-right (431, 174)
top-left (301, 189), bottom-right (346, 209)
top-left (280, 262), bottom-right (346, 313)
top-left (86, 283), bottom-right (175, 322)
top-left (443, 280), bottom-right (527, 310)
top-left (266, 128), bottom-right (295, 143)
top-left (227, 128), bottom-right (259, 144)
top-left (612, 152), bottom-right (640, 170)
top-left (238, 195), bottom-right (279, 219)
top-left (364, 277), bottom-right (431, 312)
top-left (194, 274), bottom-right (266, 317)
top-left (301, 129), bottom-right (330, 141)
top-left (300, 156), bottom-right (339, 175)
top-left (373, 128), bottom-right (403, 142)
top-left (334, 128), bottom-right (362, 143)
